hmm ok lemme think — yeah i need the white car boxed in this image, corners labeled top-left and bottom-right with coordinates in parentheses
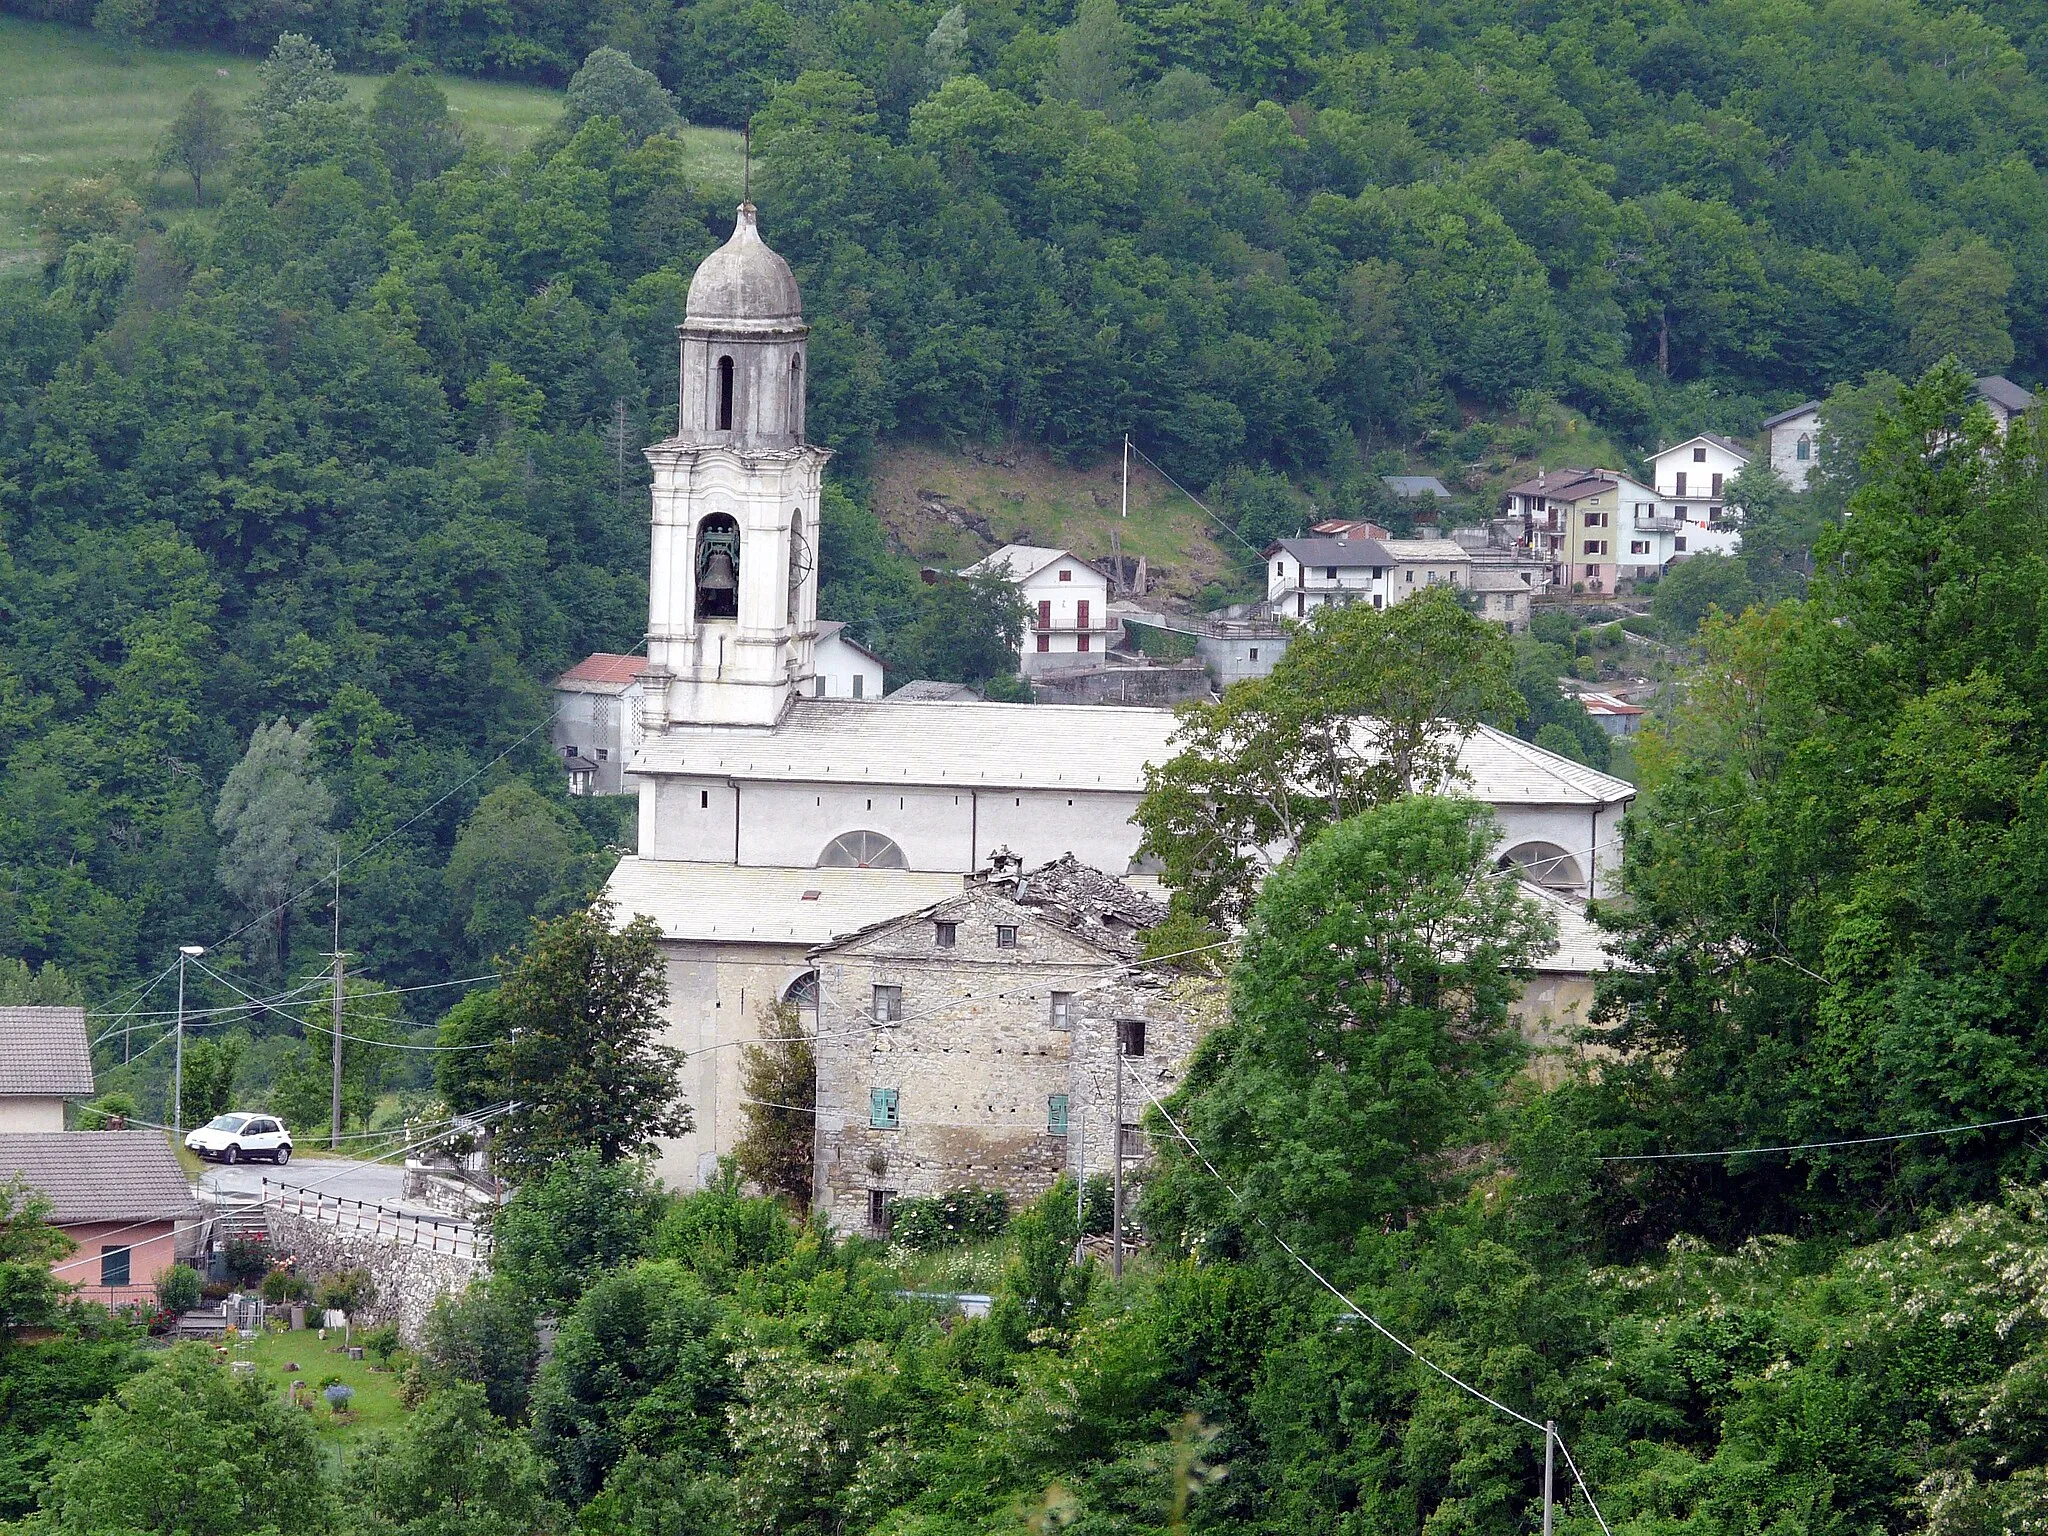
top-left (185, 1113), bottom-right (293, 1165)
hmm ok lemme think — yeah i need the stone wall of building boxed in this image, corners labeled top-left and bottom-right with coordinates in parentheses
top-left (811, 891), bottom-right (1106, 1236)
top-left (1067, 969), bottom-right (1227, 1191)
top-left (265, 1207), bottom-right (484, 1345)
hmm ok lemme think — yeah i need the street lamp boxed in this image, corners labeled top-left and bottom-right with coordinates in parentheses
top-left (173, 946), bottom-right (204, 1141)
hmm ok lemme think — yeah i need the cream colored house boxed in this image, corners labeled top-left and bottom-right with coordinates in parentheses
top-left (0, 1007), bottom-right (93, 1132)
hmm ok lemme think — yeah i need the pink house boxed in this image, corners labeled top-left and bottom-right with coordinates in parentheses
top-left (0, 1131), bottom-right (199, 1309)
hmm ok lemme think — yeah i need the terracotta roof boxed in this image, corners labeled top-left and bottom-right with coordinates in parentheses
top-left (557, 653), bottom-right (650, 689)
top-left (0, 1132), bottom-right (198, 1225)
top-left (0, 1008), bottom-right (93, 1098)
top-left (1578, 691), bottom-right (1646, 717)
top-left (1311, 519), bottom-right (1392, 540)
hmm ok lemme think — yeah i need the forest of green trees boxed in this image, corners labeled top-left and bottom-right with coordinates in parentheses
top-left (8, 363), bottom-right (2048, 1535)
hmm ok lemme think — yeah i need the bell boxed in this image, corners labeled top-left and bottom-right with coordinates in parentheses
top-left (699, 547), bottom-right (737, 592)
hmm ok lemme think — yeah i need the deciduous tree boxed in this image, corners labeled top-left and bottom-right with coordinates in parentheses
top-left (1136, 585), bottom-right (1518, 928)
top-left (213, 719), bottom-right (334, 968)
top-left (492, 901), bottom-right (689, 1176)
top-left (156, 89), bottom-right (231, 205)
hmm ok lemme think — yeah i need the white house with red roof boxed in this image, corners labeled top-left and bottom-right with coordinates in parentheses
top-left (960, 545), bottom-right (1116, 675)
top-left (552, 653), bottom-right (651, 795)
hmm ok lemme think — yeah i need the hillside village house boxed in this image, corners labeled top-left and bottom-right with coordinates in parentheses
top-left (603, 199), bottom-right (1637, 1191)
top-left (1263, 533), bottom-right (1472, 618)
top-left (0, 1132), bottom-right (199, 1308)
top-left (1502, 468), bottom-right (1673, 593)
top-left (1974, 375), bottom-right (2037, 432)
top-left (553, 653), bottom-right (650, 796)
top-left (1647, 435), bottom-right (1746, 556)
top-left (960, 546), bottom-right (1115, 675)
top-left (0, 1007), bottom-right (93, 1132)
top-left (812, 621), bottom-right (886, 699)
top-left (807, 856), bottom-right (1212, 1233)
top-left (1763, 401), bottom-right (1822, 491)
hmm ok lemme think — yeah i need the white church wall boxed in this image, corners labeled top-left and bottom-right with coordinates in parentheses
top-left (639, 778), bottom-right (743, 863)
top-left (974, 789), bottom-right (1148, 873)
top-left (650, 938), bottom-right (816, 1191)
top-left (734, 783), bottom-right (976, 870)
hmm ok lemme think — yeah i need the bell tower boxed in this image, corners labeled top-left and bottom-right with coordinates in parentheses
top-left (642, 203), bottom-right (830, 731)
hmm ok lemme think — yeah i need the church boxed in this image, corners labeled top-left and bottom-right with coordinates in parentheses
top-left (606, 204), bottom-right (1636, 1193)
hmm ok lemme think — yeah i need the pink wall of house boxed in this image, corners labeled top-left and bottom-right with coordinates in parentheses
top-left (49, 1220), bottom-right (182, 1309)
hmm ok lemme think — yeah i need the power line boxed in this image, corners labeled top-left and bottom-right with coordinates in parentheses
top-left (1124, 1066), bottom-right (1614, 1536)
top-left (201, 704), bottom-right (565, 958)
top-left (1594, 1110), bottom-right (2048, 1163)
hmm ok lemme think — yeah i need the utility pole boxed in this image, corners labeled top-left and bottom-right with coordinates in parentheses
top-left (1073, 1100), bottom-right (1085, 1266)
top-left (1542, 1420), bottom-right (1555, 1536)
top-left (328, 948), bottom-right (346, 1150)
top-left (1121, 433), bottom-right (1130, 519)
top-left (1112, 1033), bottom-right (1125, 1280)
top-left (328, 848), bottom-right (345, 1151)
top-left (173, 945), bottom-right (203, 1139)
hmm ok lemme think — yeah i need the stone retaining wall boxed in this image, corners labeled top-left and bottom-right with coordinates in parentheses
top-left (265, 1207), bottom-right (484, 1345)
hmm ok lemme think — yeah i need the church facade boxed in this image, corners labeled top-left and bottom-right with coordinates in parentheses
top-left (610, 205), bottom-right (1636, 1194)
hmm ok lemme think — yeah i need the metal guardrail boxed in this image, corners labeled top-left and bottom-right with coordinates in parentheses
top-left (226, 1179), bottom-right (486, 1260)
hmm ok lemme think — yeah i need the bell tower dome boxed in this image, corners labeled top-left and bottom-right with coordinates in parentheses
top-left (643, 204), bottom-right (831, 731)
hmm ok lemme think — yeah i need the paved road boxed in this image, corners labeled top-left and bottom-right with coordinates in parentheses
top-left (198, 1155), bottom-right (419, 1213)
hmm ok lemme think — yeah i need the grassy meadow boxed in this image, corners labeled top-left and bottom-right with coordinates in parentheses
top-left (0, 16), bottom-right (744, 266)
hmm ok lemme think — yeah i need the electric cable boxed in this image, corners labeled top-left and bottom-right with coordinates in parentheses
top-left (1124, 1064), bottom-right (1614, 1534)
top-left (1594, 1110), bottom-right (2048, 1162)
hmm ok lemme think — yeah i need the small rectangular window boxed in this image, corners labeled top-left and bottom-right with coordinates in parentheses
top-left (1248, 648), bottom-right (1259, 661)
top-left (1077, 634), bottom-right (1089, 652)
top-left (1325, 566), bottom-right (1338, 580)
top-left (596, 748), bottom-right (608, 761)
top-left (1693, 446), bottom-right (1707, 462)
top-left (1048, 1094), bottom-right (1069, 1135)
top-left (1058, 569), bottom-right (1072, 581)
top-left (935, 921), bottom-right (956, 949)
top-left (872, 985), bottom-right (902, 1024)
top-left (1050, 992), bottom-right (1073, 1029)
top-left (852, 675), bottom-right (864, 699)
top-left (1117, 1018), bottom-right (1146, 1057)
top-left (1405, 570), bottom-right (1415, 583)
top-left (563, 744), bottom-right (578, 759)
top-left (1036, 634), bottom-right (1050, 652)
top-left (700, 790), bottom-right (710, 809)
top-left (1674, 536), bottom-right (1688, 551)
top-left (870, 1087), bottom-right (900, 1129)
top-left (869, 1189), bottom-right (895, 1232)
top-left (815, 676), bottom-right (827, 697)
top-left (101, 1245), bottom-right (131, 1287)
top-left (996, 925), bottom-right (1017, 949)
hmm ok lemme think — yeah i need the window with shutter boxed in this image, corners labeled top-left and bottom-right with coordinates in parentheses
top-left (869, 1088), bottom-right (900, 1129)
top-left (1047, 1094), bottom-right (1069, 1134)
top-left (1037, 599), bottom-right (1051, 630)
top-left (872, 985), bottom-right (902, 1024)
top-left (1050, 992), bottom-right (1072, 1028)
top-left (1076, 599), bottom-right (1089, 630)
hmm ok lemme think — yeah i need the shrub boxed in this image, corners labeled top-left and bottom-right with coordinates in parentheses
top-left (260, 1267), bottom-right (308, 1305)
top-left (155, 1263), bottom-right (203, 1315)
top-left (314, 1267), bottom-right (374, 1318)
top-left (222, 1237), bottom-right (270, 1289)
top-left (889, 1187), bottom-right (1010, 1251)
top-left (359, 1322), bottom-right (402, 1366)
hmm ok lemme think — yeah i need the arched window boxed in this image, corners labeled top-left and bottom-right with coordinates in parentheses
top-left (782, 970), bottom-right (819, 1011)
top-left (787, 511), bottom-right (811, 626)
top-left (1795, 433), bottom-right (1811, 462)
top-left (818, 830), bottom-right (907, 869)
top-left (694, 513), bottom-right (741, 620)
top-left (716, 355), bottom-right (735, 431)
top-left (1496, 842), bottom-right (1585, 892)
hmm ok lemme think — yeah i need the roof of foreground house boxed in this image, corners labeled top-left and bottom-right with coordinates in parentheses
top-left (0, 1131), bottom-right (198, 1225)
top-left (0, 1007), bottom-right (93, 1098)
